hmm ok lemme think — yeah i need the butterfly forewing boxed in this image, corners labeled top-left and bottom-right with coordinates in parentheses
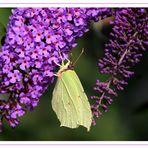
top-left (52, 69), bottom-right (92, 131)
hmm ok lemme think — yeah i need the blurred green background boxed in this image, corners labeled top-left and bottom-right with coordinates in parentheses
top-left (0, 8), bottom-right (148, 141)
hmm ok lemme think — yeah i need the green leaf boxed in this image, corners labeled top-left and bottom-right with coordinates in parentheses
top-left (0, 8), bottom-right (12, 47)
top-left (0, 8), bottom-right (12, 27)
top-left (52, 61), bottom-right (92, 131)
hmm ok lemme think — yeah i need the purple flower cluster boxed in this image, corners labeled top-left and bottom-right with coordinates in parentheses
top-left (91, 8), bottom-right (148, 124)
top-left (0, 8), bottom-right (112, 130)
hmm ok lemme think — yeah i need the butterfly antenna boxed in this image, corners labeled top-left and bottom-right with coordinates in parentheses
top-left (73, 48), bottom-right (84, 67)
top-left (70, 52), bottom-right (73, 65)
top-left (58, 50), bottom-right (64, 66)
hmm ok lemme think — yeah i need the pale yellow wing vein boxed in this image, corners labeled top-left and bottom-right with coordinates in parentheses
top-left (61, 76), bottom-right (80, 118)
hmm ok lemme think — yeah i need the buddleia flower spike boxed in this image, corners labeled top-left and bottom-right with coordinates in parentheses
top-left (91, 8), bottom-right (148, 125)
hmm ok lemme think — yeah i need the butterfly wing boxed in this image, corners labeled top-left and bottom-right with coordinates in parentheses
top-left (52, 70), bottom-right (92, 131)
